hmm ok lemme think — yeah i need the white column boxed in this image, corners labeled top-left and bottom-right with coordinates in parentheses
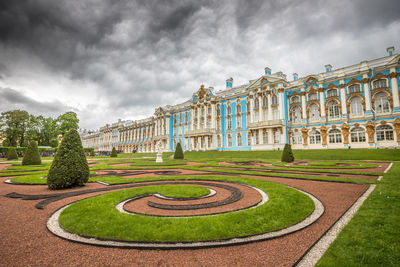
top-left (166, 116), bottom-right (170, 136)
top-left (319, 87), bottom-right (326, 118)
top-left (258, 129), bottom-right (263, 144)
top-left (211, 103), bottom-right (216, 129)
top-left (190, 108), bottom-right (194, 131)
top-left (154, 120), bottom-right (158, 136)
top-left (197, 107), bottom-right (200, 130)
top-left (258, 95), bottom-right (263, 122)
top-left (390, 68), bottom-right (399, 109)
top-left (278, 89), bottom-right (284, 120)
top-left (267, 94), bottom-right (273, 121)
top-left (205, 136), bottom-right (209, 150)
top-left (340, 80), bottom-right (347, 116)
top-left (250, 97), bottom-right (254, 123)
top-left (301, 90), bottom-right (306, 119)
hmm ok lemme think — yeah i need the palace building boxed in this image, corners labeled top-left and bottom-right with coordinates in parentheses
top-left (82, 47), bottom-right (400, 152)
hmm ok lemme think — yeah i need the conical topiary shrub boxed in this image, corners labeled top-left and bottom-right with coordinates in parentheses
top-left (174, 142), bottom-right (184, 159)
top-left (90, 150), bottom-right (95, 157)
top-left (47, 129), bottom-right (89, 190)
top-left (6, 147), bottom-right (18, 160)
top-left (281, 144), bottom-right (295, 163)
top-left (110, 147), bottom-right (117, 157)
top-left (22, 140), bottom-right (41, 165)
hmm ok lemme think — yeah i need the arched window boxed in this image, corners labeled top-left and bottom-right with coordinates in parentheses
top-left (227, 106), bottom-right (232, 115)
top-left (227, 117), bottom-right (232, 130)
top-left (291, 95), bottom-right (300, 103)
top-left (350, 127), bottom-right (366, 143)
top-left (328, 101), bottom-right (340, 119)
top-left (273, 108), bottom-right (279, 120)
top-left (217, 135), bottom-right (222, 147)
top-left (246, 101), bottom-right (250, 113)
top-left (200, 118), bottom-right (204, 129)
top-left (263, 96), bottom-right (268, 106)
top-left (377, 125), bottom-right (394, 141)
top-left (216, 118), bottom-right (221, 131)
top-left (201, 108), bottom-right (205, 116)
top-left (227, 135), bottom-right (232, 147)
top-left (308, 93), bottom-right (318, 101)
top-left (247, 132), bottom-right (252, 145)
top-left (236, 104), bottom-right (241, 114)
top-left (348, 84), bottom-right (361, 93)
top-left (236, 114), bottom-right (242, 128)
top-left (273, 131), bottom-right (280, 144)
top-left (292, 131), bottom-right (302, 145)
top-left (254, 99), bottom-right (259, 109)
top-left (263, 131), bottom-right (268, 144)
top-left (207, 117), bottom-right (211, 129)
top-left (237, 134), bottom-right (242, 146)
top-left (309, 104), bottom-right (319, 121)
top-left (350, 97), bottom-right (363, 117)
top-left (255, 131), bottom-right (259, 145)
top-left (329, 129), bottom-right (342, 143)
top-left (272, 95), bottom-right (278, 105)
top-left (216, 105), bottom-right (221, 116)
top-left (207, 105), bottom-right (211, 115)
top-left (327, 89), bottom-right (338, 97)
top-left (291, 106), bottom-right (301, 123)
top-left (309, 130), bottom-right (321, 144)
top-left (373, 79), bottom-right (387, 89)
top-left (375, 92), bottom-right (390, 113)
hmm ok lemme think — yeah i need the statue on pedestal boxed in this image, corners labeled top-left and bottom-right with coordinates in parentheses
top-left (156, 141), bottom-right (163, 163)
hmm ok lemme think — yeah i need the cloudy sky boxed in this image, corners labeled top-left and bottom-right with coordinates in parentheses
top-left (0, 0), bottom-right (399, 130)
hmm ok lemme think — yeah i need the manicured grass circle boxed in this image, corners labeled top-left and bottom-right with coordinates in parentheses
top-left (58, 176), bottom-right (314, 242)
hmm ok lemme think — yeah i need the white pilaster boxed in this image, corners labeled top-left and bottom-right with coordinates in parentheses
top-left (267, 94), bottom-right (273, 121)
top-left (301, 88), bottom-right (306, 119)
top-left (390, 68), bottom-right (399, 109)
top-left (250, 97), bottom-right (254, 123)
top-left (258, 95), bottom-right (263, 122)
top-left (319, 86), bottom-right (326, 118)
top-left (211, 103), bottom-right (216, 129)
top-left (278, 89), bottom-right (284, 120)
top-left (340, 80), bottom-right (347, 116)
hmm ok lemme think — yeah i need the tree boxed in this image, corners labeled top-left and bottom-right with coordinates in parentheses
top-left (56, 111), bottom-right (79, 136)
top-left (281, 144), bottom-right (295, 163)
top-left (110, 147), bottom-right (117, 157)
top-left (22, 140), bottom-right (42, 165)
top-left (47, 129), bottom-right (89, 190)
top-left (174, 142), bottom-right (184, 159)
top-left (0, 110), bottom-right (30, 147)
top-left (6, 147), bottom-right (18, 160)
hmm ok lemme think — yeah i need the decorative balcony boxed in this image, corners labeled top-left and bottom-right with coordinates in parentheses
top-left (186, 128), bottom-right (216, 136)
top-left (248, 120), bottom-right (283, 129)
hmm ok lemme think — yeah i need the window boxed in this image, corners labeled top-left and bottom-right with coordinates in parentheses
top-left (377, 125), bottom-right (394, 141)
top-left (263, 109), bottom-right (268, 121)
top-left (272, 95), bottom-right (278, 105)
top-left (227, 106), bottom-right (232, 115)
top-left (329, 129), bottom-right (342, 143)
top-left (173, 116), bottom-right (177, 126)
top-left (350, 97), bottom-right (363, 117)
top-left (185, 112), bottom-right (189, 123)
top-left (292, 131), bottom-right (302, 145)
top-left (208, 136), bottom-right (211, 148)
top-left (201, 108), bottom-right (205, 116)
top-left (217, 118), bottom-right (221, 131)
top-left (350, 127), bottom-right (366, 143)
top-left (207, 105), bottom-right (211, 115)
top-left (328, 101), bottom-right (340, 119)
top-left (200, 118), bottom-right (204, 129)
top-left (207, 118), bottom-right (211, 129)
top-left (216, 105), bottom-right (221, 116)
top-left (236, 104), bottom-right (241, 114)
top-left (217, 135), bottom-right (221, 147)
top-left (247, 133), bottom-right (252, 145)
top-left (309, 130), bottom-right (321, 144)
top-left (263, 97), bottom-right (268, 107)
top-left (237, 134), bottom-right (242, 146)
top-left (291, 96), bottom-right (300, 103)
top-left (254, 99), bottom-right (259, 109)
top-left (375, 92), bottom-right (390, 113)
top-left (227, 135), bottom-right (232, 147)
top-left (263, 131), bottom-right (268, 144)
top-left (255, 131), bottom-right (259, 145)
top-left (273, 108), bottom-right (279, 120)
top-left (291, 106), bottom-right (301, 123)
top-left (236, 114), bottom-right (242, 128)
top-left (274, 131), bottom-right (280, 144)
top-left (327, 89), bottom-right (338, 97)
top-left (227, 117), bottom-right (232, 129)
top-left (349, 84), bottom-right (361, 93)
top-left (308, 93), bottom-right (318, 101)
top-left (309, 104), bottom-right (320, 121)
top-left (254, 109), bottom-right (259, 123)
top-left (246, 102), bottom-right (250, 113)
top-left (373, 79), bottom-right (387, 89)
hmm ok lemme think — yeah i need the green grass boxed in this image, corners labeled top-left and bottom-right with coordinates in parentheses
top-left (59, 176), bottom-right (314, 242)
top-left (317, 163), bottom-right (400, 266)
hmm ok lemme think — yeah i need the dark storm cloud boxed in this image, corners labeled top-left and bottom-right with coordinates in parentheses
top-left (0, 0), bottom-right (399, 129)
top-left (0, 87), bottom-right (74, 115)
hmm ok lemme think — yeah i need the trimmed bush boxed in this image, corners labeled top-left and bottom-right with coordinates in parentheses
top-left (281, 144), bottom-right (295, 162)
top-left (22, 141), bottom-right (41, 165)
top-left (6, 147), bottom-right (18, 160)
top-left (47, 129), bottom-right (89, 190)
top-left (90, 150), bottom-right (95, 157)
top-left (174, 142), bottom-right (184, 159)
top-left (110, 147), bottom-right (117, 157)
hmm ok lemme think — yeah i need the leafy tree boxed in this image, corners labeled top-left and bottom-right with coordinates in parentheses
top-left (6, 147), bottom-right (18, 160)
top-left (56, 111), bottom-right (79, 136)
top-left (281, 144), bottom-right (295, 162)
top-left (0, 110), bottom-right (30, 147)
top-left (47, 129), bottom-right (89, 190)
top-left (174, 142), bottom-right (184, 159)
top-left (22, 140), bottom-right (41, 165)
top-left (110, 147), bottom-right (117, 157)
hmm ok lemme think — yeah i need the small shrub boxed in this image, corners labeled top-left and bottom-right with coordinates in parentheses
top-left (90, 150), bottom-right (95, 157)
top-left (6, 147), bottom-right (18, 160)
top-left (47, 129), bottom-right (89, 190)
top-left (110, 147), bottom-right (117, 157)
top-left (22, 141), bottom-right (41, 165)
top-left (174, 143), bottom-right (184, 159)
top-left (281, 144), bottom-right (295, 162)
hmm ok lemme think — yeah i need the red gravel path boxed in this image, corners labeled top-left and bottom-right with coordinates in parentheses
top-left (0, 172), bottom-right (368, 266)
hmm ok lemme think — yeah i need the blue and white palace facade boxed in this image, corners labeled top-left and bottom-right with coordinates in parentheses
top-left (82, 47), bottom-right (400, 152)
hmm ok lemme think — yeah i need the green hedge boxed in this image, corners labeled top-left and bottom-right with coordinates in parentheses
top-left (174, 143), bottom-right (184, 159)
top-left (22, 141), bottom-right (41, 165)
top-left (6, 148), bottom-right (18, 160)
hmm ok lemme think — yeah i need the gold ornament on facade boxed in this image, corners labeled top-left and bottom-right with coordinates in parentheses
top-left (278, 88), bottom-right (285, 93)
top-left (389, 72), bottom-right (398, 78)
top-left (361, 78), bottom-right (369, 84)
top-left (326, 83), bottom-right (338, 90)
top-left (320, 126), bottom-right (328, 145)
top-left (301, 127), bottom-right (308, 145)
top-left (300, 91), bottom-right (306, 96)
top-left (342, 123), bottom-right (350, 144)
top-left (371, 72), bottom-right (388, 82)
top-left (339, 84), bottom-right (346, 89)
top-left (380, 120), bottom-right (387, 125)
top-left (347, 78), bottom-right (362, 86)
top-left (393, 118), bottom-right (400, 142)
top-left (288, 129), bottom-right (293, 145)
top-left (366, 121), bottom-right (375, 143)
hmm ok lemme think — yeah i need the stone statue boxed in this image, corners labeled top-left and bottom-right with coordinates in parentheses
top-left (156, 141), bottom-right (163, 163)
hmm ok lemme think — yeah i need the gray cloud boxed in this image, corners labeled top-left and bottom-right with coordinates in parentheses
top-left (0, 0), bottom-right (399, 129)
